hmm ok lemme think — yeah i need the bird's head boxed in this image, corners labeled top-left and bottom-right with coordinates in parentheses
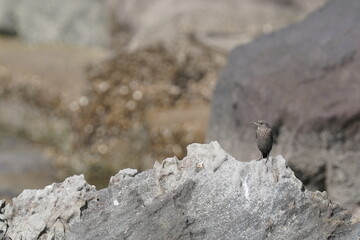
top-left (250, 120), bottom-right (270, 128)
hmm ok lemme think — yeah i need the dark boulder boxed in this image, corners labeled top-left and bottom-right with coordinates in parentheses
top-left (208, 0), bottom-right (360, 215)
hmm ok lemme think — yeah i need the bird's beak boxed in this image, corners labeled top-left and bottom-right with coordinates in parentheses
top-left (250, 122), bottom-right (257, 125)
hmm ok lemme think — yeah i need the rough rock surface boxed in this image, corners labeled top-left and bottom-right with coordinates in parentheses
top-left (14, 0), bottom-right (109, 46)
top-left (208, 0), bottom-right (360, 215)
top-left (3, 175), bottom-right (95, 239)
top-left (0, 200), bottom-right (8, 239)
top-left (2, 142), bottom-right (359, 239)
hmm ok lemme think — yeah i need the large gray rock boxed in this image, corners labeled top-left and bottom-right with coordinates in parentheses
top-left (208, 0), bottom-right (360, 215)
top-left (14, 0), bottom-right (110, 46)
top-left (3, 142), bottom-right (359, 239)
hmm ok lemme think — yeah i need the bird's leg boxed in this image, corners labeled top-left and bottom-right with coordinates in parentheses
top-left (265, 156), bottom-right (269, 163)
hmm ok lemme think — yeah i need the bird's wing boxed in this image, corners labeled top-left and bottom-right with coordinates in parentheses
top-left (270, 128), bottom-right (273, 140)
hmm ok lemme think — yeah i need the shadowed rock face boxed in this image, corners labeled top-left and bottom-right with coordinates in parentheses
top-left (208, 0), bottom-right (360, 215)
top-left (1, 142), bottom-right (359, 239)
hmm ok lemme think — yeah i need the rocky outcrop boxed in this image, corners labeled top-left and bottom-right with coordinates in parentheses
top-left (208, 0), bottom-right (360, 216)
top-left (3, 175), bottom-right (95, 239)
top-left (1, 142), bottom-right (359, 239)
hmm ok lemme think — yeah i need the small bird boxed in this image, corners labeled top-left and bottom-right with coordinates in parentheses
top-left (250, 120), bottom-right (273, 162)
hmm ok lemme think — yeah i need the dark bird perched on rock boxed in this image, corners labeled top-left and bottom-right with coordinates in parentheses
top-left (250, 120), bottom-right (273, 162)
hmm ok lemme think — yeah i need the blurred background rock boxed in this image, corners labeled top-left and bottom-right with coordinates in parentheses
top-left (208, 0), bottom-right (360, 216)
top-left (0, 0), bottom-right (326, 197)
